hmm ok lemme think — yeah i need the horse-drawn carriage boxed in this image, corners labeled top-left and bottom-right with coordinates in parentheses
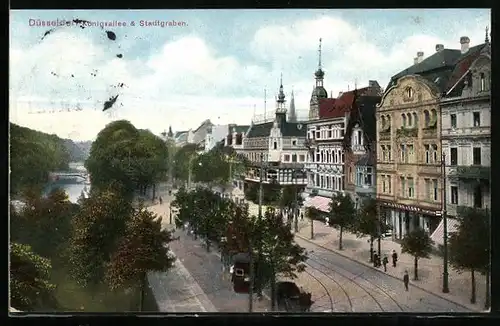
top-left (276, 281), bottom-right (313, 312)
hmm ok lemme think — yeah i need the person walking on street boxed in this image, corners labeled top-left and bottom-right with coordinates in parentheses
top-left (373, 253), bottom-right (379, 267)
top-left (392, 250), bottom-right (398, 267)
top-left (403, 270), bottom-right (409, 291)
top-left (159, 196), bottom-right (163, 205)
top-left (382, 256), bottom-right (389, 272)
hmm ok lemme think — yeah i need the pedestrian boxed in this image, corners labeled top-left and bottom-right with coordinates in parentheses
top-left (392, 249), bottom-right (398, 268)
top-left (403, 270), bottom-right (409, 291)
top-left (325, 217), bottom-right (330, 226)
top-left (382, 256), bottom-right (389, 272)
top-left (300, 213), bottom-right (304, 221)
top-left (376, 255), bottom-right (381, 267)
top-left (373, 253), bottom-right (379, 267)
top-left (159, 196), bottom-right (163, 205)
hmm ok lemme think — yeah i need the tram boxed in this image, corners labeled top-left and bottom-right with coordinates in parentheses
top-left (231, 252), bottom-right (251, 293)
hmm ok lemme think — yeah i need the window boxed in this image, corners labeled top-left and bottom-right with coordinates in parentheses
top-left (450, 114), bottom-right (457, 129)
top-left (432, 144), bottom-right (438, 163)
top-left (341, 152), bottom-right (345, 163)
top-left (450, 147), bottom-right (458, 166)
top-left (473, 147), bottom-right (481, 165)
top-left (382, 175), bottom-right (386, 193)
top-left (292, 154), bottom-right (297, 162)
top-left (315, 152), bottom-right (320, 162)
top-left (425, 144), bottom-right (430, 164)
top-left (473, 112), bottom-right (480, 127)
top-left (400, 144), bottom-right (406, 163)
top-left (326, 176), bottom-right (330, 189)
top-left (334, 151), bottom-right (338, 164)
top-left (424, 110), bottom-right (430, 127)
top-left (480, 73), bottom-right (485, 91)
top-left (381, 145), bottom-right (386, 161)
top-left (408, 177), bottom-right (414, 198)
top-left (407, 87), bottom-right (414, 98)
top-left (292, 140), bottom-right (297, 146)
top-left (473, 185), bottom-right (482, 208)
top-left (412, 112), bottom-right (418, 126)
top-left (451, 186), bottom-right (458, 204)
top-left (328, 130), bottom-right (332, 138)
top-left (365, 168), bottom-right (373, 186)
top-left (402, 114), bottom-right (407, 127)
top-left (388, 175), bottom-right (392, 193)
top-left (357, 172), bottom-right (363, 186)
top-left (316, 131), bottom-right (320, 139)
top-left (357, 130), bottom-right (362, 145)
top-left (284, 154), bottom-right (290, 162)
top-left (407, 113), bottom-right (412, 127)
top-left (400, 177), bottom-right (406, 197)
top-left (340, 129), bottom-right (345, 137)
top-left (315, 174), bottom-right (320, 187)
top-left (320, 175), bottom-right (325, 188)
top-left (299, 154), bottom-right (305, 162)
top-left (432, 179), bottom-right (438, 201)
top-left (387, 145), bottom-right (392, 161)
top-left (407, 144), bottom-right (414, 163)
top-left (273, 141), bottom-right (277, 150)
top-left (381, 116), bottom-right (386, 130)
top-left (424, 178), bottom-right (431, 201)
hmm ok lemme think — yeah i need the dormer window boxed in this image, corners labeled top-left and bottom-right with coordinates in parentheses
top-left (406, 87), bottom-right (414, 99)
top-left (480, 73), bottom-right (485, 91)
top-left (273, 141), bottom-right (277, 150)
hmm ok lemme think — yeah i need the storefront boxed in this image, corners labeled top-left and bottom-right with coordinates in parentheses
top-left (379, 201), bottom-right (440, 241)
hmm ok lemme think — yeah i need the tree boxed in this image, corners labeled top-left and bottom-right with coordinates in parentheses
top-left (328, 193), bottom-right (356, 250)
top-left (352, 198), bottom-right (388, 262)
top-left (85, 120), bottom-right (169, 198)
top-left (256, 207), bottom-right (308, 310)
top-left (173, 144), bottom-right (199, 183)
top-left (400, 228), bottom-right (434, 280)
top-left (449, 206), bottom-right (490, 305)
top-left (279, 186), bottom-right (296, 226)
top-left (68, 187), bottom-right (134, 288)
top-left (10, 242), bottom-right (57, 311)
top-left (105, 207), bottom-right (176, 310)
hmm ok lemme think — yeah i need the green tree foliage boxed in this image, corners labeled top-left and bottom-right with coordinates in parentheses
top-left (401, 228), bottom-right (434, 280)
top-left (449, 207), bottom-right (490, 305)
top-left (68, 187), bottom-right (134, 287)
top-left (173, 143), bottom-right (199, 182)
top-left (10, 124), bottom-right (70, 195)
top-left (10, 188), bottom-right (77, 263)
top-left (105, 207), bottom-right (176, 309)
top-left (85, 120), bottom-right (168, 197)
top-left (244, 182), bottom-right (258, 203)
top-left (328, 193), bottom-right (356, 250)
top-left (10, 242), bottom-right (57, 311)
top-left (352, 198), bottom-right (389, 261)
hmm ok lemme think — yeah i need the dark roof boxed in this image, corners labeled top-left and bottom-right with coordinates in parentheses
top-left (386, 49), bottom-right (462, 92)
top-left (445, 44), bottom-right (487, 96)
top-left (193, 119), bottom-right (213, 133)
top-left (233, 125), bottom-right (250, 133)
top-left (318, 98), bottom-right (343, 119)
top-left (355, 153), bottom-right (375, 166)
top-left (246, 122), bottom-right (274, 138)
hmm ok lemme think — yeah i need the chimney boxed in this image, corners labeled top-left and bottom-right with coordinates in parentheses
top-left (413, 57), bottom-right (418, 65)
top-left (460, 36), bottom-right (470, 54)
top-left (417, 51), bottom-right (424, 63)
top-left (435, 44), bottom-right (444, 52)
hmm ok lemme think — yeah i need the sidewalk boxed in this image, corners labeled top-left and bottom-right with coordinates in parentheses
top-left (295, 219), bottom-right (486, 312)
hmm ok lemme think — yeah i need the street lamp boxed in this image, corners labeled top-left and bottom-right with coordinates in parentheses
top-left (440, 152), bottom-right (450, 293)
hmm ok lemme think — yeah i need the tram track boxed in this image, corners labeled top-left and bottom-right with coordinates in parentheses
top-left (301, 267), bottom-right (338, 312)
top-left (306, 251), bottom-right (405, 312)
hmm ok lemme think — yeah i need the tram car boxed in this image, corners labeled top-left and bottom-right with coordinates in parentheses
top-left (231, 252), bottom-right (251, 293)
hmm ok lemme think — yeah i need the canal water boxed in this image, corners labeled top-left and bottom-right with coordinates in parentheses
top-left (45, 161), bottom-right (89, 204)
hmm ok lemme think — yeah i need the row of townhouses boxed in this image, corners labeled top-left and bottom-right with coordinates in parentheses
top-left (163, 33), bottom-right (491, 245)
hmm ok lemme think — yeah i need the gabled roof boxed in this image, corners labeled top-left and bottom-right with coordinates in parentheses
top-left (246, 122), bottom-right (274, 138)
top-left (445, 43), bottom-right (487, 96)
top-left (342, 93), bottom-right (380, 151)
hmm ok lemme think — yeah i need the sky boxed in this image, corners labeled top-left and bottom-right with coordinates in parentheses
top-left (10, 9), bottom-right (491, 141)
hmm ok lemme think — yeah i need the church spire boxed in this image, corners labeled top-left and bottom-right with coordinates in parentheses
top-left (167, 125), bottom-right (173, 138)
top-left (314, 38), bottom-right (325, 84)
top-left (277, 73), bottom-right (285, 103)
top-left (289, 88), bottom-right (297, 122)
top-left (485, 26), bottom-right (490, 43)
top-left (318, 37), bottom-right (322, 70)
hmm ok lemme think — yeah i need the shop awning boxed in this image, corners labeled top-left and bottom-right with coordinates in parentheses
top-left (431, 217), bottom-right (460, 246)
top-left (304, 196), bottom-right (331, 213)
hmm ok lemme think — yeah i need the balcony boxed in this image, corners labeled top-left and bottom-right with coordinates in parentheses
top-left (442, 126), bottom-right (490, 139)
top-left (448, 165), bottom-right (490, 182)
top-left (422, 127), bottom-right (437, 139)
top-left (396, 127), bottom-right (418, 138)
top-left (379, 130), bottom-right (391, 141)
top-left (418, 164), bottom-right (440, 176)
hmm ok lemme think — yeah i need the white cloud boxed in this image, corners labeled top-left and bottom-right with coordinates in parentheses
top-left (10, 13), bottom-right (490, 141)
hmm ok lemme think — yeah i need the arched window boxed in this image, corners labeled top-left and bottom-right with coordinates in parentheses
top-left (480, 72), bottom-right (485, 91)
top-left (386, 115), bottom-right (391, 130)
top-left (412, 112), bottom-right (418, 126)
top-left (407, 113), bottom-right (412, 127)
top-left (381, 116), bottom-right (386, 130)
top-left (407, 87), bottom-right (414, 98)
top-left (401, 114), bottom-right (407, 128)
top-left (430, 109), bottom-right (437, 126)
top-left (424, 110), bottom-right (430, 127)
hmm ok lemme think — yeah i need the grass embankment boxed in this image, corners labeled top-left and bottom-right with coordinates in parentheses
top-left (49, 267), bottom-right (159, 312)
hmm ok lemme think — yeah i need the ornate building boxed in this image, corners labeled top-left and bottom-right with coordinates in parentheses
top-left (376, 42), bottom-right (467, 240)
top-left (241, 77), bottom-right (307, 189)
top-left (342, 82), bottom-right (382, 207)
top-left (308, 38), bottom-right (328, 121)
top-left (438, 34), bottom-right (491, 245)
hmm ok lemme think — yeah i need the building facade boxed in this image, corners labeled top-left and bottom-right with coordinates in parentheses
top-left (342, 82), bottom-right (383, 208)
top-left (225, 124), bottom-right (250, 151)
top-left (242, 79), bottom-right (307, 188)
top-left (440, 38), bottom-right (490, 229)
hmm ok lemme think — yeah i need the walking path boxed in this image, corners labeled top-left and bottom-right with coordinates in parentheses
top-left (293, 218), bottom-right (486, 312)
